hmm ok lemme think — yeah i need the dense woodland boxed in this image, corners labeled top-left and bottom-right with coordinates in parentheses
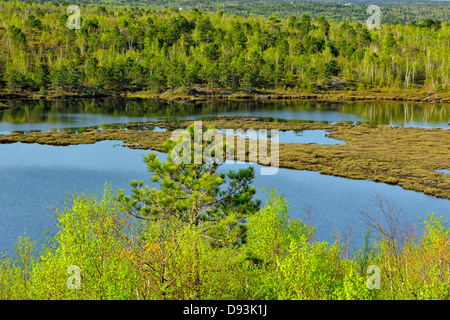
top-left (29, 0), bottom-right (450, 25)
top-left (0, 0), bottom-right (449, 97)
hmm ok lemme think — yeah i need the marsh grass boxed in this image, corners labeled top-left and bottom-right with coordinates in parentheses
top-left (1, 117), bottom-right (449, 199)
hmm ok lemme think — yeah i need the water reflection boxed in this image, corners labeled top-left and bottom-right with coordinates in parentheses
top-left (0, 99), bottom-right (448, 133)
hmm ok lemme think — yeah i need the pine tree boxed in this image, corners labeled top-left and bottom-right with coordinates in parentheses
top-left (34, 63), bottom-right (50, 90)
top-left (117, 123), bottom-right (260, 248)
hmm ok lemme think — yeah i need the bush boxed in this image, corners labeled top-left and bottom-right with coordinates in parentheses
top-left (30, 186), bottom-right (139, 300)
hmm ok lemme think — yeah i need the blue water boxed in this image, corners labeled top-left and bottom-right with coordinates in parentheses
top-left (1, 99), bottom-right (448, 134)
top-left (0, 99), bottom-right (448, 254)
top-left (190, 109), bottom-right (363, 123)
top-left (0, 114), bottom-right (168, 135)
top-left (0, 141), bottom-right (151, 253)
top-left (0, 141), bottom-right (448, 254)
top-left (219, 129), bottom-right (346, 145)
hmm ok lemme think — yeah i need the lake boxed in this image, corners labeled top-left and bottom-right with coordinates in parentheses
top-left (1, 98), bottom-right (449, 134)
top-left (0, 140), bottom-right (448, 254)
top-left (0, 98), bottom-right (449, 254)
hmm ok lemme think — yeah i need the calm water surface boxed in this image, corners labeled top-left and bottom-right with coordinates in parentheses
top-left (219, 129), bottom-right (347, 145)
top-left (1, 99), bottom-right (449, 134)
top-left (0, 140), bottom-right (448, 254)
top-left (0, 99), bottom-right (448, 254)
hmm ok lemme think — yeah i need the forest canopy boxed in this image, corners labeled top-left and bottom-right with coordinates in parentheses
top-left (24, 0), bottom-right (450, 24)
top-left (0, 0), bottom-right (448, 96)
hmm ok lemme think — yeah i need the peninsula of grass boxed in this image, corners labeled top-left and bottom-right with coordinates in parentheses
top-left (0, 117), bottom-right (449, 199)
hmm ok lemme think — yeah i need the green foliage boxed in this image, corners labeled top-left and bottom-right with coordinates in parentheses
top-left (117, 123), bottom-right (260, 247)
top-left (1, 180), bottom-right (449, 300)
top-left (8, 25), bottom-right (27, 47)
top-left (24, 14), bottom-right (42, 30)
top-left (0, 1), bottom-right (448, 96)
top-left (34, 63), bottom-right (50, 90)
top-left (246, 189), bottom-right (309, 268)
top-left (324, 59), bottom-right (340, 77)
top-left (0, 236), bottom-right (36, 299)
top-left (370, 213), bottom-right (450, 299)
top-left (419, 18), bottom-right (442, 31)
top-left (244, 190), bottom-right (350, 299)
top-left (5, 68), bottom-right (27, 94)
top-left (21, 0), bottom-right (450, 25)
top-left (29, 186), bottom-right (138, 299)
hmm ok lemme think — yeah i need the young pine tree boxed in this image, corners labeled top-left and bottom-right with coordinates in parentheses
top-left (117, 122), bottom-right (261, 247)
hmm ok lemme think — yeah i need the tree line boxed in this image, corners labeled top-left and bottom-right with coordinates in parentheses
top-left (0, 0), bottom-right (449, 96)
top-left (28, 0), bottom-right (450, 25)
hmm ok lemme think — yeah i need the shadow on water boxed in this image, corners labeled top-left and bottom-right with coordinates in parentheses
top-left (0, 98), bottom-right (449, 133)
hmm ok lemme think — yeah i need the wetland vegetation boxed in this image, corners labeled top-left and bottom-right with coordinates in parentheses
top-left (1, 116), bottom-right (449, 199)
top-left (0, 0), bottom-right (449, 302)
top-left (1, 123), bottom-right (449, 300)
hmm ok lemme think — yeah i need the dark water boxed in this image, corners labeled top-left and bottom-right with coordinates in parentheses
top-left (1, 99), bottom-right (449, 134)
top-left (0, 141), bottom-right (448, 254)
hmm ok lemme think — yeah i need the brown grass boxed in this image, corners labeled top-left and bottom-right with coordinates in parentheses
top-left (1, 117), bottom-right (449, 199)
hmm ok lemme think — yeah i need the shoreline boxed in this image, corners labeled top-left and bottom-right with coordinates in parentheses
top-left (1, 88), bottom-right (449, 105)
top-left (1, 118), bottom-right (449, 200)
